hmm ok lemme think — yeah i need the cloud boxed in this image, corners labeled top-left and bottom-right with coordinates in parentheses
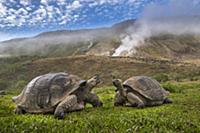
top-left (57, 0), bottom-right (66, 6)
top-left (41, 0), bottom-right (49, 5)
top-left (5, 15), bottom-right (16, 23)
top-left (20, 0), bottom-right (31, 6)
top-left (0, 0), bottom-right (141, 30)
top-left (142, 0), bottom-right (200, 18)
top-left (17, 8), bottom-right (29, 15)
top-left (0, 3), bottom-right (7, 16)
top-left (67, 1), bottom-right (82, 10)
top-left (0, 32), bottom-right (16, 42)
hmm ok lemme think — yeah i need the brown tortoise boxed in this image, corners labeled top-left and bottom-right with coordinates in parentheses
top-left (12, 72), bottom-right (102, 119)
top-left (112, 76), bottom-right (172, 108)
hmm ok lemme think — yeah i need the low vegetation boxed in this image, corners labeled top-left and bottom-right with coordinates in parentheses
top-left (0, 56), bottom-right (200, 132)
top-left (1, 82), bottom-right (200, 132)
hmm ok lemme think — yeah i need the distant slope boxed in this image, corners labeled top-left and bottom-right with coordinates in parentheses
top-left (0, 20), bottom-right (135, 57)
top-left (1, 19), bottom-right (200, 59)
top-left (135, 34), bottom-right (200, 59)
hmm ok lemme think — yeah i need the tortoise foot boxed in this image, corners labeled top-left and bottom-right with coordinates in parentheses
top-left (14, 106), bottom-right (25, 114)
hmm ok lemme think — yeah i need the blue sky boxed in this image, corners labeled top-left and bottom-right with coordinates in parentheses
top-left (0, 0), bottom-right (197, 41)
top-left (0, 0), bottom-right (167, 41)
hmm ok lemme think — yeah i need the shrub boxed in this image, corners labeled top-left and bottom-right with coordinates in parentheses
top-left (153, 73), bottom-right (169, 83)
top-left (0, 79), bottom-right (9, 90)
top-left (162, 82), bottom-right (200, 93)
top-left (162, 82), bottom-right (184, 93)
top-left (7, 80), bottom-right (27, 94)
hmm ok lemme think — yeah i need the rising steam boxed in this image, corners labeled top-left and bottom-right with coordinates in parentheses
top-left (113, 0), bottom-right (200, 56)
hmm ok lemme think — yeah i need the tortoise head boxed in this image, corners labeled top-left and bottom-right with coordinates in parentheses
top-left (76, 75), bottom-right (101, 93)
top-left (112, 79), bottom-right (123, 92)
top-left (86, 74), bottom-right (101, 89)
top-left (72, 75), bottom-right (100, 101)
top-left (112, 79), bottom-right (127, 97)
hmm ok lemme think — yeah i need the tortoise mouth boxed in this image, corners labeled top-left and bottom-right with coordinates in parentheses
top-left (112, 80), bottom-right (117, 87)
top-left (112, 79), bottom-right (124, 92)
top-left (112, 79), bottom-right (121, 86)
top-left (90, 75), bottom-right (101, 86)
top-left (94, 75), bottom-right (101, 84)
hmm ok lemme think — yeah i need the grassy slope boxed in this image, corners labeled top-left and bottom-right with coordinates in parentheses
top-left (0, 82), bottom-right (200, 132)
top-left (0, 56), bottom-right (200, 132)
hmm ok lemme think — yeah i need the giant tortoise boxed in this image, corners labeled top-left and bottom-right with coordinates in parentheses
top-left (112, 76), bottom-right (172, 108)
top-left (12, 72), bottom-right (102, 119)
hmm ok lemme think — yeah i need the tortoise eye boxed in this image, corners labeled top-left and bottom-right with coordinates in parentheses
top-left (112, 81), bottom-right (116, 86)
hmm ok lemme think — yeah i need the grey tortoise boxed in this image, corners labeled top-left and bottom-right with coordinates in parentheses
top-left (112, 76), bottom-right (172, 108)
top-left (12, 72), bottom-right (102, 119)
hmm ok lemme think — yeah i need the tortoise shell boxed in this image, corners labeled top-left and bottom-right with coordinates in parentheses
top-left (123, 76), bottom-right (169, 101)
top-left (13, 72), bottom-right (82, 113)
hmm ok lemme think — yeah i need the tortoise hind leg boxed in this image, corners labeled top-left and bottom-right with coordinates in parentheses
top-left (14, 105), bottom-right (26, 114)
top-left (54, 95), bottom-right (84, 119)
top-left (126, 92), bottom-right (145, 108)
top-left (163, 98), bottom-right (173, 104)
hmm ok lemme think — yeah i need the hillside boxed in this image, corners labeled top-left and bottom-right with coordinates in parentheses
top-left (0, 19), bottom-right (200, 59)
top-left (1, 55), bottom-right (200, 92)
top-left (135, 34), bottom-right (200, 59)
top-left (0, 20), bottom-right (135, 57)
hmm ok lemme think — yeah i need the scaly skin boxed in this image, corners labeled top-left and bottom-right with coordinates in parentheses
top-left (54, 95), bottom-right (84, 119)
top-left (84, 92), bottom-right (103, 107)
top-left (114, 92), bottom-right (126, 106)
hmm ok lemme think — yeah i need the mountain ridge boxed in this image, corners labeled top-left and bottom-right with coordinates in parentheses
top-left (0, 19), bottom-right (200, 59)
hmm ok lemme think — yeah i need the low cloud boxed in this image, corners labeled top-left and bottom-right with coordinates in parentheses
top-left (0, 32), bottom-right (16, 42)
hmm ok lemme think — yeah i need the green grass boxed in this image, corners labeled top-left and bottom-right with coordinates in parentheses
top-left (162, 81), bottom-right (200, 93)
top-left (1, 82), bottom-right (200, 133)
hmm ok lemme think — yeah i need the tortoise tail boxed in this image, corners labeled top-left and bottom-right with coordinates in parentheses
top-left (12, 86), bottom-right (26, 104)
top-left (12, 95), bottom-right (21, 103)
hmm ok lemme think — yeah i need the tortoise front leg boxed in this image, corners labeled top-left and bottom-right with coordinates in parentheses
top-left (14, 105), bottom-right (26, 114)
top-left (54, 95), bottom-right (84, 119)
top-left (114, 91), bottom-right (126, 106)
top-left (84, 92), bottom-right (103, 107)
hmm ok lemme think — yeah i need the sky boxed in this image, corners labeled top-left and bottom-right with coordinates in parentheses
top-left (0, 0), bottom-right (195, 41)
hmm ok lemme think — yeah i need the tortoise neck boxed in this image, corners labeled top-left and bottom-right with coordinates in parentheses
top-left (87, 85), bottom-right (93, 92)
top-left (118, 85), bottom-right (126, 97)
